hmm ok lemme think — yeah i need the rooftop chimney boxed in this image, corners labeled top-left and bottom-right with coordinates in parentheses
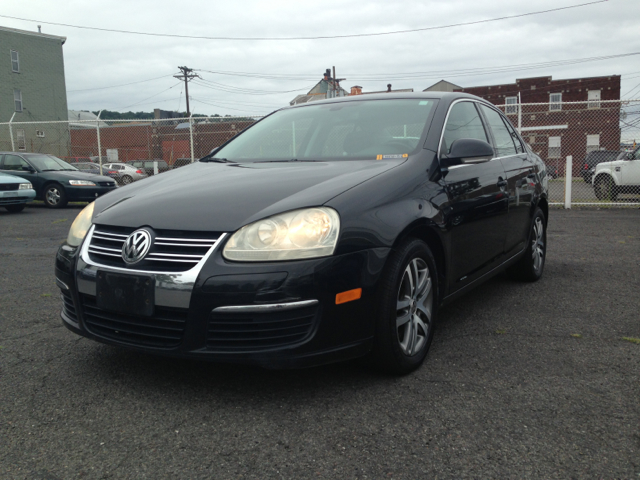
top-left (324, 69), bottom-right (331, 81)
top-left (350, 86), bottom-right (363, 95)
top-left (387, 84), bottom-right (392, 92)
top-left (37, 25), bottom-right (41, 33)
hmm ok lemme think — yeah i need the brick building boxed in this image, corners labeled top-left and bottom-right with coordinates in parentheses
top-left (453, 75), bottom-right (622, 176)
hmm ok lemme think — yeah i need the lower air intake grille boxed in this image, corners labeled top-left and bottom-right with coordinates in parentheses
top-left (207, 305), bottom-right (318, 351)
top-left (60, 290), bottom-right (77, 322)
top-left (81, 295), bottom-right (188, 348)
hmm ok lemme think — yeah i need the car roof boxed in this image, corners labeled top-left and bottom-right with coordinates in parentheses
top-left (284, 91), bottom-right (490, 111)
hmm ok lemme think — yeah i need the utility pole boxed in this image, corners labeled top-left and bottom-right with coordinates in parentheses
top-left (174, 66), bottom-right (199, 116)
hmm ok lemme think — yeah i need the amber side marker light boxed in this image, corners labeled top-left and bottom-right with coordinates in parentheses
top-left (335, 288), bottom-right (362, 305)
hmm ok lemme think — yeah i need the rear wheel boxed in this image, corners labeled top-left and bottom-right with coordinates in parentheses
top-left (369, 239), bottom-right (438, 375)
top-left (121, 175), bottom-right (133, 185)
top-left (5, 204), bottom-right (25, 213)
top-left (507, 208), bottom-right (546, 282)
top-left (594, 175), bottom-right (618, 201)
top-left (43, 184), bottom-right (68, 208)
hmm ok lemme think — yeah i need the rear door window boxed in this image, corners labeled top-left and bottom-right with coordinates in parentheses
top-left (479, 105), bottom-right (518, 158)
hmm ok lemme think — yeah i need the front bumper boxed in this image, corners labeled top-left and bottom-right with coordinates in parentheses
top-left (56, 233), bottom-right (390, 368)
top-left (0, 189), bottom-right (36, 205)
top-left (66, 185), bottom-right (118, 202)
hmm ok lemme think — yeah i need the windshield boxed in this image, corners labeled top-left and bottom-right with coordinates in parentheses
top-left (28, 155), bottom-right (78, 171)
top-left (213, 98), bottom-right (436, 163)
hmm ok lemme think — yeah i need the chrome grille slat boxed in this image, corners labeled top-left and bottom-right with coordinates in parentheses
top-left (87, 226), bottom-right (223, 273)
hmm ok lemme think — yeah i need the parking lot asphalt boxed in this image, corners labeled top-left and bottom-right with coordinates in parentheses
top-left (1, 204), bottom-right (639, 479)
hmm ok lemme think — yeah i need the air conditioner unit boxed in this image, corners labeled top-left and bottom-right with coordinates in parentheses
top-left (36, 130), bottom-right (45, 137)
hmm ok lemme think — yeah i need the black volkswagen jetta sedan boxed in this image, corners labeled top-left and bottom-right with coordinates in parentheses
top-left (55, 92), bottom-right (548, 374)
top-left (0, 152), bottom-right (117, 208)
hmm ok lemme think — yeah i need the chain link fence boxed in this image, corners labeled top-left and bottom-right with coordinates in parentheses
top-left (1, 100), bottom-right (639, 205)
top-left (496, 99), bottom-right (640, 206)
top-left (0, 115), bottom-right (262, 182)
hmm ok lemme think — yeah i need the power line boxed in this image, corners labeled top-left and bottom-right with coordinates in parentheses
top-left (118, 83), bottom-right (181, 110)
top-left (0, 1), bottom-right (608, 41)
top-left (67, 74), bottom-right (174, 92)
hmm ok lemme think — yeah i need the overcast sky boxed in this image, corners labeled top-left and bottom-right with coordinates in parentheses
top-left (3, 0), bottom-right (640, 116)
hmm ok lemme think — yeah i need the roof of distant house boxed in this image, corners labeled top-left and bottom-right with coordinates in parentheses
top-left (0, 25), bottom-right (66, 44)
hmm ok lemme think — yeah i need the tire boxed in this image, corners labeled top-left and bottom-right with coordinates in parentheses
top-left (43, 184), bottom-right (68, 208)
top-left (5, 204), bottom-right (25, 213)
top-left (507, 208), bottom-right (546, 282)
top-left (368, 238), bottom-right (438, 375)
top-left (594, 175), bottom-right (618, 201)
top-left (121, 175), bottom-right (133, 185)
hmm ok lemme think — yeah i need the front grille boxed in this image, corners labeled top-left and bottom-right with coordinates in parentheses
top-left (97, 181), bottom-right (116, 187)
top-left (207, 305), bottom-right (318, 351)
top-left (87, 225), bottom-right (223, 272)
top-left (81, 295), bottom-right (187, 348)
top-left (0, 183), bottom-right (19, 191)
top-left (60, 290), bottom-right (77, 322)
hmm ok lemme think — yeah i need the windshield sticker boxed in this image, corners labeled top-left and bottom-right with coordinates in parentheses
top-left (377, 154), bottom-right (409, 160)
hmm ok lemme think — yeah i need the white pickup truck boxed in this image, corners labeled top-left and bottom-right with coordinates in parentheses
top-left (593, 146), bottom-right (640, 200)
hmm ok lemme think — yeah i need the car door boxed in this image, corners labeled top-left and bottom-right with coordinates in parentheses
top-left (440, 100), bottom-right (509, 290)
top-left (619, 148), bottom-right (640, 188)
top-left (478, 104), bottom-right (536, 256)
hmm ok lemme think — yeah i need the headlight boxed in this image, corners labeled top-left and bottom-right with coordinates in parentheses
top-left (223, 207), bottom-right (340, 261)
top-left (67, 202), bottom-right (95, 247)
top-left (18, 183), bottom-right (32, 190)
top-left (69, 180), bottom-right (96, 186)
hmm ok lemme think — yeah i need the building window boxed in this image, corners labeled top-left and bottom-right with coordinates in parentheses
top-left (16, 129), bottom-right (26, 151)
top-left (14, 89), bottom-right (23, 112)
top-left (548, 136), bottom-right (561, 158)
top-left (588, 90), bottom-right (601, 109)
top-left (505, 96), bottom-right (518, 114)
top-left (549, 93), bottom-right (562, 111)
top-left (586, 134), bottom-right (600, 153)
top-left (10, 50), bottom-right (19, 72)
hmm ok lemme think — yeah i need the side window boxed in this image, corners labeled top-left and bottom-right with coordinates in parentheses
top-left (3, 154), bottom-right (29, 171)
top-left (479, 105), bottom-right (518, 157)
top-left (441, 101), bottom-right (488, 155)
top-left (502, 117), bottom-right (525, 153)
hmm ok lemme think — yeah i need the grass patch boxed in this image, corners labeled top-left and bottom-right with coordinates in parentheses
top-left (570, 333), bottom-right (582, 338)
top-left (495, 329), bottom-right (507, 335)
top-left (622, 337), bottom-right (640, 345)
top-left (41, 293), bottom-right (52, 298)
top-left (51, 218), bottom-right (68, 224)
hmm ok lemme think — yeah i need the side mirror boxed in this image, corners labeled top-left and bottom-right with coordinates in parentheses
top-left (440, 139), bottom-right (494, 168)
top-left (22, 165), bottom-right (36, 172)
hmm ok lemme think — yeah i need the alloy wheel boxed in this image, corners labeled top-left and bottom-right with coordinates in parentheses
top-left (396, 258), bottom-right (433, 356)
top-left (46, 187), bottom-right (61, 206)
top-left (532, 216), bottom-right (545, 273)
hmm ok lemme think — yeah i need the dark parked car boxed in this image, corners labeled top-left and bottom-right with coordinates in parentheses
top-left (580, 150), bottom-right (621, 183)
top-left (73, 162), bottom-right (120, 181)
top-left (56, 93), bottom-right (548, 374)
top-left (0, 172), bottom-right (36, 212)
top-left (0, 153), bottom-right (118, 208)
top-left (126, 159), bottom-right (170, 176)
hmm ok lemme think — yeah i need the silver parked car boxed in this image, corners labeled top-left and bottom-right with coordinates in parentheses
top-left (103, 163), bottom-right (148, 185)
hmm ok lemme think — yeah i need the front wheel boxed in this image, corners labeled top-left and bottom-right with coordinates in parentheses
top-left (507, 208), bottom-right (546, 282)
top-left (5, 204), bottom-right (26, 213)
top-left (121, 175), bottom-right (133, 185)
top-left (594, 175), bottom-right (618, 201)
top-left (43, 184), bottom-right (68, 208)
top-left (369, 239), bottom-right (438, 375)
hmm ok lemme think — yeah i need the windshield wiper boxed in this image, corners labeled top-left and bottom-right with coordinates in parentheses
top-left (199, 157), bottom-right (235, 163)
top-left (254, 159), bottom-right (317, 163)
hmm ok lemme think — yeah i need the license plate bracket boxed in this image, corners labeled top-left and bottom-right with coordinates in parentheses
top-left (96, 271), bottom-right (155, 317)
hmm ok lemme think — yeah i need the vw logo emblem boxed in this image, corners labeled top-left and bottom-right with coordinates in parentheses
top-left (122, 229), bottom-right (152, 264)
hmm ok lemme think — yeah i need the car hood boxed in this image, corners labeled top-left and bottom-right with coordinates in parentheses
top-left (92, 159), bottom-right (404, 232)
top-left (38, 170), bottom-right (115, 183)
top-left (0, 172), bottom-right (24, 184)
